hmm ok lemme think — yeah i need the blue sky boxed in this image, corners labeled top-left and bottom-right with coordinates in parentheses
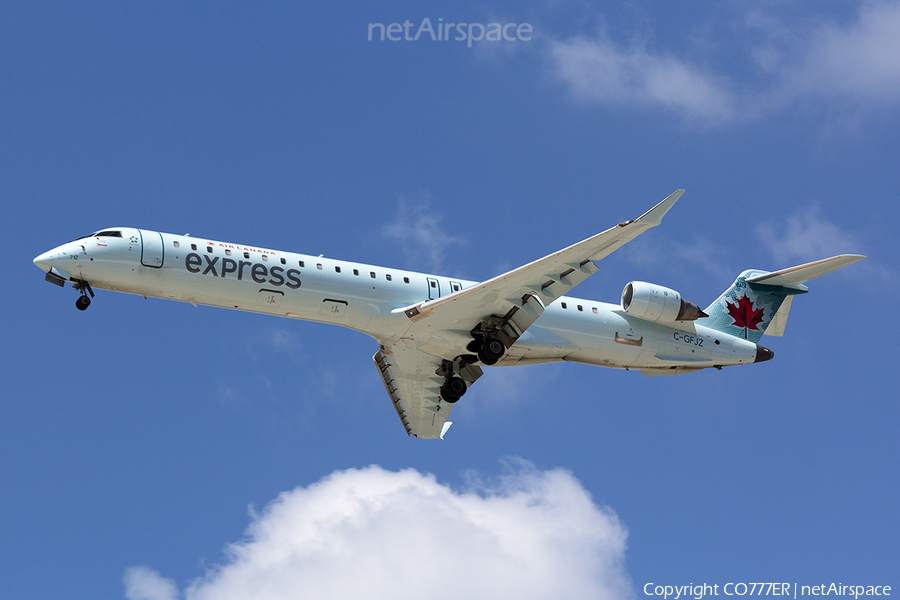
top-left (2, 2), bottom-right (898, 598)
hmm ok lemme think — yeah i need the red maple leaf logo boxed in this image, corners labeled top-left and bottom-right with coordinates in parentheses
top-left (725, 295), bottom-right (765, 330)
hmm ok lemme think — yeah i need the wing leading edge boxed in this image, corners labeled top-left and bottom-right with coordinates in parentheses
top-left (398, 190), bottom-right (684, 342)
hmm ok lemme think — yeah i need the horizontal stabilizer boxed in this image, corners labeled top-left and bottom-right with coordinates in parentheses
top-left (746, 255), bottom-right (865, 287)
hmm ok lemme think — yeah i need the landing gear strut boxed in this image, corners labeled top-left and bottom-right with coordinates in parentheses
top-left (73, 280), bottom-right (94, 311)
top-left (437, 358), bottom-right (482, 404)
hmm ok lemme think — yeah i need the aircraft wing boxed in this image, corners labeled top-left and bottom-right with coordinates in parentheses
top-left (376, 191), bottom-right (682, 438)
top-left (398, 190), bottom-right (684, 346)
top-left (373, 341), bottom-right (483, 439)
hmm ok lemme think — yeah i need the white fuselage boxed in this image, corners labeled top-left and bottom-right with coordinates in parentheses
top-left (34, 227), bottom-right (761, 371)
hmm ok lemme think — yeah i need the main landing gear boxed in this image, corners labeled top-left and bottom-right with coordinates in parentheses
top-left (477, 337), bottom-right (505, 366)
top-left (73, 280), bottom-right (94, 311)
top-left (435, 318), bottom-right (513, 403)
top-left (437, 358), bottom-right (482, 404)
top-left (440, 376), bottom-right (467, 403)
top-left (467, 332), bottom-right (507, 366)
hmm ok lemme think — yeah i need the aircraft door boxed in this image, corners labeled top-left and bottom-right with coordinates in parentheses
top-left (427, 277), bottom-right (440, 300)
top-left (139, 230), bottom-right (164, 268)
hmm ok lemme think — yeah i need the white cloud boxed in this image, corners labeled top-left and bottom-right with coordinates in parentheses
top-left (755, 206), bottom-right (860, 263)
top-left (548, 35), bottom-right (737, 124)
top-left (545, 1), bottom-right (900, 123)
top-left (124, 566), bottom-right (179, 600)
top-left (380, 192), bottom-right (467, 273)
top-left (783, 1), bottom-right (900, 105)
top-left (128, 464), bottom-right (632, 600)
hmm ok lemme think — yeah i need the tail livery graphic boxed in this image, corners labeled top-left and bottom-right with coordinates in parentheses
top-left (698, 255), bottom-right (865, 342)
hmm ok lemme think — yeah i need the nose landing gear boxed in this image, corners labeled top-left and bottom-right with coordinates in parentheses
top-left (73, 280), bottom-right (94, 311)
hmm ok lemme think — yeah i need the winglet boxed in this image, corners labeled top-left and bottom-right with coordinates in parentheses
top-left (634, 189), bottom-right (684, 225)
top-left (440, 421), bottom-right (452, 439)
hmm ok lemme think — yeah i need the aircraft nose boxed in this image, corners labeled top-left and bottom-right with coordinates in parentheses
top-left (754, 344), bottom-right (775, 363)
top-left (33, 250), bottom-right (56, 272)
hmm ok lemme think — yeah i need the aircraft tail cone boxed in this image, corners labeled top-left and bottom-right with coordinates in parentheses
top-left (754, 344), bottom-right (775, 363)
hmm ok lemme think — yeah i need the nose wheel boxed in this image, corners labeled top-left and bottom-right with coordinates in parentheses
top-left (73, 280), bottom-right (94, 311)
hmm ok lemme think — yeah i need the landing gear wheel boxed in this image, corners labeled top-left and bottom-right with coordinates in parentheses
top-left (73, 279), bottom-right (94, 311)
top-left (477, 337), bottom-right (505, 366)
top-left (440, 377), bottom-right (467, 403)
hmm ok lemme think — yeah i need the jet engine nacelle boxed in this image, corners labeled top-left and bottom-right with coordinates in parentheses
top-left (621, 281), bottom-right (707, 322)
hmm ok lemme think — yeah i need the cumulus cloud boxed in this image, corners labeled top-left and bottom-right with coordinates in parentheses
top-left (124, 566), bottom-right (178, 600)
top-left (380, 192), bottom-right (466, 272)
top-left (126, 463), bottom-right (631, 600)
top-left (545, 1), bottom-right (900, 123)
top-left (755, 206), bottom-right (860, 263)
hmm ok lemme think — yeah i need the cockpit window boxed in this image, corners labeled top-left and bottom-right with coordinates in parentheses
top-left (95, 230), bottom-right (122, 237)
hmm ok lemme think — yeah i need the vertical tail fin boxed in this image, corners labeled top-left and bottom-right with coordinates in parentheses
top-left (696, 255), bottom-right (865, 342)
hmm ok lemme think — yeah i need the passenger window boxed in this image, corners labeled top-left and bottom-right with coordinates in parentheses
top-left (403, 277), bottom-right (409, 284)
top-left (577, 305), bottom-right (583, 312)
top-left (299, 261), bottom-right (305, 267)
top-left (335, 266), bottom-right (341, 273)
top-left (452, 283), bottom-right (460, 292)
top-left (592, 307), bottom-right (598, 314)
top-left (173, 241), bottom-right (180, 248)
top-left (386, 274), bottom-right (392, 281)
top-left (280, 257), bottom-right (286, 265)
top-left (370, 272), bottom-right (376, 278)
top-left (353, 269), bottom-right (359, 276)
top-left (561, 302), bottom-right (567, 309)
top-left (430, 281), bottom-right (437, 288)
top-left (191, 244), bottom-right (197, 251)
top-left (262, 255), bottom-right (268, 262)
top-left (225, 249), bottom-right (232, 256)
top-left (206, 246), bottom-right (213, 253)
top-left (317, 264), bottom-right (323, 270)
top-left (244, 252), bottom-right (250, 259)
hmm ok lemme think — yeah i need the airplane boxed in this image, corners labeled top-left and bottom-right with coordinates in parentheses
top-left (33, 191), bottom-right (864, 439)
